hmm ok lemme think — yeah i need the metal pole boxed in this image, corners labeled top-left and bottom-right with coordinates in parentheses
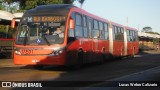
top-left (11, 39), bottom-right (14, 58)
top-left (126, 17), bottom-right (128, 26)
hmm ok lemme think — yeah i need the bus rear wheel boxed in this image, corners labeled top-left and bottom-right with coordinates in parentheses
top-left (131, 48), bottom-right (136, 58)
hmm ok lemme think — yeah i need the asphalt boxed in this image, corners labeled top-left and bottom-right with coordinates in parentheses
top-left (0, 59), bottom-right (25, 68)
top-left (0, 50), bottom-right (160, 90)
top-left (77, 66), bottom-right (160, 90)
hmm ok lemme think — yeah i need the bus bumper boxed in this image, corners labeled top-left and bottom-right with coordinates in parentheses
top-left (14, 54), bottom-right (66, 65)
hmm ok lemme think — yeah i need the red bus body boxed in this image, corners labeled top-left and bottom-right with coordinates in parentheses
top-left (13, 5), bottom-right (138, 66)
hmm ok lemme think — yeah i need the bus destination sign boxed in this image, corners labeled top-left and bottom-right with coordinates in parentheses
top-left (26, 16), bottom-right (66, 22)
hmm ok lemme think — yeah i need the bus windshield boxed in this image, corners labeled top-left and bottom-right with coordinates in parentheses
top-left (16, 16), bottom-right (66, 45)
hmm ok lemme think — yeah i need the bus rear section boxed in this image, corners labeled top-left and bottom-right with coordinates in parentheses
top-left (125, 26), bottom-right (139, 56)
top-left (111, 22), bottom-right (125, 57)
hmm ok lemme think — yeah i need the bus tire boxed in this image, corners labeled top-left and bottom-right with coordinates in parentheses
top-left (100, 53), bottom-right (106, 64)
top-left (131, 48), bottom-right (136, 58)
top-left (77, 50), bottom-right (84, 67)
top-left (33, 65), bottom-right (44, 70)
top-left (100, 48), bottom-right (106, 63)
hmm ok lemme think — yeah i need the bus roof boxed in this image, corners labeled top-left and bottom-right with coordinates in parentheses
top-left (110, 21), bottom-right (124, 27)
top-left (24, 4), bottom-right (76, 16)
top-left (125, 26), bottom-right (138, 31)
top-left (23, 4), bottom-right (109, 23)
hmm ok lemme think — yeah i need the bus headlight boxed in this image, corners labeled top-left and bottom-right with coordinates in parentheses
top-left (50, 47), bottom-right (65, 56)
top-left (15, 51), bottom-right (21, 55)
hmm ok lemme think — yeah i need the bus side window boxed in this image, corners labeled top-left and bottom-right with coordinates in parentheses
top-left (99, 22), bottom-right (104, 39)
top-left (68, 13), bottom-right (76, 44)
top-left (75, 13), bottom-right (83, 37)
top-left (127, 30), bottom-right (131, 41)
top-left (69, 13), bottom-right (75, 37)
top-left (93, 20), bottom-right (99, 39)
top-left (88, 18), bottom-right (92, 38)
top-left (69, 19), bottom-right (75, 37)
top-left (83, 15), bottom-right (88, 38)
top-left (104, 23), bottom-right (109, 40)
top-left (130, 30), bottom-right (133, 41)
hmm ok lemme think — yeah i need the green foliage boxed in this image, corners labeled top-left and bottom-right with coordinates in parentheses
top-left (153, 38), bottom-right (159, 44)
top-left (8, 27), bottom-right (16, 38)
top-left (1, 0), bottom-right (75, 11)
top-left (25, 0), bottom-right (38, 10)
top-left (63, 0), bottom-right (74, 4)
top-left (25, 0), bottom-right (64, 10)
top-left (0, 0), bottom-right (19, 12)
top-left (44, 0), bottom-right (63, 4)
top-left (0, 1), bottom-right (6, 10)
top-left (18, 0), bottom-right (74, 10)
top-left (0, 25), bottom-right (15, 38)
top-left (0, 0), bottom-right (4, 2)
top-left (0, 25), bottom-right (7, 33)
top-left (142, 26), bottom-right (152, 32)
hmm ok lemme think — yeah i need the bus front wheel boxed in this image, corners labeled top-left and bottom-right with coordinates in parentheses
top-left (33, 65), bottom-right (44, 70)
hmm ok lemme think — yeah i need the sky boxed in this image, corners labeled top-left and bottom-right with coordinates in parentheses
top-left (73, 0), bottom-right (160, 33)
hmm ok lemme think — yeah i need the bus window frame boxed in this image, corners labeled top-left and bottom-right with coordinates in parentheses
top-left (82, 15), bottom-right (88, 38)
top-left (87, 17), bottom-right (93, 39)
top-left (68, 12), bottom-right (76, 38)
top-left (75, 13), bottom-right (83, 37)
top-left (104, 23), bottom-right (109, 40)
top-left (93, 19), bottom-right (100, 39)
top-left (99, 21), bottom-right (105, 40)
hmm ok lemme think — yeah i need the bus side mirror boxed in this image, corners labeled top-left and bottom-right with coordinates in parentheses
top-left (11, 19), bottom-right (16, 28)
top-left (69, 19), bottom-right (74, 29)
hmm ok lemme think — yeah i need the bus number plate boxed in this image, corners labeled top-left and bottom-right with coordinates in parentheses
top-left (20, 50), bottom-right (33, 54)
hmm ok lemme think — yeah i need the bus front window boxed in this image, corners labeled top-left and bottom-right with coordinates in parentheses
top-left (16, 16), bottom-right (66, 45)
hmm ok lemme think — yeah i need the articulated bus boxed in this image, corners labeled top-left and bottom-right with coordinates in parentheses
top-left (13, 4), bottom-right (138, 68)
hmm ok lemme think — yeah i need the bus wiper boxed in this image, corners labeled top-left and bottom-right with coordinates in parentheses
top-left (23, 30), bottom-right (28, 46)
top-left (43, 35), bottom-right (50, 46)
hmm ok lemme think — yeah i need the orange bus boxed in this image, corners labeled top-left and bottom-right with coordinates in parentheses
top-left (13, 4), bottom-right (138, 68)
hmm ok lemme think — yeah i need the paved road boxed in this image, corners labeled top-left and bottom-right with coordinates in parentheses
top-left (0, 50), bottom-right (160, 90)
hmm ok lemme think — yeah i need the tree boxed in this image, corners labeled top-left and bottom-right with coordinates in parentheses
top-left (0, 0), bottom-right (19, 13)
top-left (141, 26), bottom-right (152, 33)
top-left (78, 0), bottom-right (85, 8)
top-left (153, 38), bottom-right (159, 45)
top-left (63, 0), bottom-right (74, 4)
top-left (0, 3), bottom-right (5, 10)
top-left (0, 0), bottom-right (75, 12)
top-left (17, 0), bottom-right (74, 10)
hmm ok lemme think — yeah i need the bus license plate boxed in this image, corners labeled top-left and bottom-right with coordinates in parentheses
top-left (20, 50), bottom-right (33, 54)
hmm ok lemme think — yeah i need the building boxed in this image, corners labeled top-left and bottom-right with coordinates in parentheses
top-left (138, 32), bottom-right (160, 50)
top-left (0, 10), bottom-right (23, 38)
